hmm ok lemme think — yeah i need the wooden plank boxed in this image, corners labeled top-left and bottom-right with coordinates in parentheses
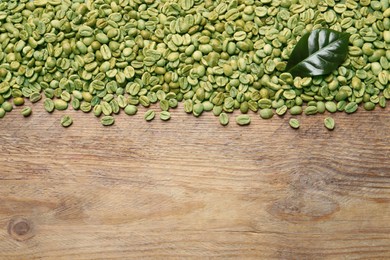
top-left (1, 102), bottom-right (390, 259)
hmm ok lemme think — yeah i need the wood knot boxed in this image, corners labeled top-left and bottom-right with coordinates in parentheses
top-left (8, 217), bottom-right (35, 241)
top-left (267, 192), bottom-right (340, 222)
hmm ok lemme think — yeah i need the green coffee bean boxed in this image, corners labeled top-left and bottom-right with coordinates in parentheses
top-left (100, 45), bottom-right (112, 60)
top-left (61, 91), bottom-right (71, 102)
top-left (364, 101), bottom-right (376, 111)
top-left (124, 105), bottom-right (137, 116)
top-left (325, 101), bottom-right (337, 113)
top-left (0, 108), bottom-right (5, 118)
top-left (384, 31), bottom-right (390, 43)
top-left (240, 101), bottom-right (249, 114)
top-left (160, 111), bottom-right (171, 121)
top-left (337, 101), bottom-right (347, 111)
top-left (110, 100), bottom-right (119, 114)
top-left (144, 110), bottom-right (155, 121)
top-left (80, 102), bottom-right (92, 113)
top-left (290, 106), bottom-right (303, 115)
top-left (71, 98), bottom-right (80, 110)
top-left (236, 115), bottom-right (251, 126)
top-left (21, 106), bottom-right (32, 117)
top-left (289, 118), bottom-right (300, 129)
top-left (54, 99), bottom-right (68, 111)
top-left (280, 73), bottom-right (294, 84)
top-left (168, 98), bottom-right (178, 108)
top-left (101, 116), bottom-right (115, 126)
top-left (103, 94), bottom-right (114, 103)
top-left (202, 101), bottom-right (213, 111)
top-left (224, 97), bottom-right (235, 110)
top-left (30, 93), bottom-right (42, 103)
top-left (72, 90), bottom-right (83, 101)
top-left (344, 102), bottom-right (358, 114)
top-left (0, 82), bottom-right (10, 94)
top-left (324, 117), bottom-right (335, 130)
top-left (212, 93), bottom-right (224, 106)
top-left (139, 96), bottom-right (150, 107)
top-left (275, 105), bottom-right (288, 116)
top-left (82, 92), bottom-right (93, 102)
top-left (2, 101), bottom-right (13, 112)
top-left (283, 90), bottom-right (296, 100)
top-left (193, 103), bottom-right (204, 117)
top-left (117, 95), bottom-right (127, 108)
top-left (219, 112), bottom-right (229, 126)
top-left (13, 97), bottom-right (25, 106)
top-left (89, 96), bottom-right (101, 106)
top-left (379, 96), bottom-right (386, 108)
top-left (316, 101), bottom-right (326, 114)
top-left (304, 106), bottom-right (318, 115)
top-left (93, 105), bottom-right (102, 117)
top-left (248, 100), bottom-right (258, 112)
top-left (43, 99), bottom-right (55, 113)
top-left (234, 31), bottom-right (247, 41)
top-left (223, 64), bottom-right (233, 77)
top-left (258, 98), bottom-right (272, 109)
top-left (184, 100), bottom-right (193, 113)
top-left (259, 108), bottom-right (274, 119)
top-left (160, 100), bottom-right (169, 111)
top-left (101, 101), bottom-right (112, 116)
top-left (61, 115), bottom-right (73, 127)
top-left (213, 105), bottom-right (223, 116)
top-left (384, 88), bottom-right (390, 99)
top-left (96, 33), bottom-right (109, 44)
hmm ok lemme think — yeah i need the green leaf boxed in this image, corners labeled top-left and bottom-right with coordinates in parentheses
top-left (286, 28), bottom-right (351, 77)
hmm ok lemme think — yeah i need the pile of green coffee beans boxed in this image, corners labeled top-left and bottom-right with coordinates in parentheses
top-left (0, 0), bottom-right (389, 129)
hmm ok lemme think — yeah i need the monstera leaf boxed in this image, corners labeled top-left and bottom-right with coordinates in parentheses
top-left (286, 29), bottom-right (350, 77)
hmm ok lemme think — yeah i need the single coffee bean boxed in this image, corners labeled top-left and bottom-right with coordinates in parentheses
top-left (61, 115), bottom-right (73, 127)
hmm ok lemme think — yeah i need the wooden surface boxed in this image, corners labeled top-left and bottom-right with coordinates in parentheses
top-left (1, 102), bottom-right (390, 259)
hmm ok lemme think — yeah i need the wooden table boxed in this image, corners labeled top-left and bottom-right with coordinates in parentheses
top-left (1, 102), bottom-right (390, 259)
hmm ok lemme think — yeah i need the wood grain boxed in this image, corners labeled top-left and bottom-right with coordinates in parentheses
top-left (1, 102), bottom-right (390, 259)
